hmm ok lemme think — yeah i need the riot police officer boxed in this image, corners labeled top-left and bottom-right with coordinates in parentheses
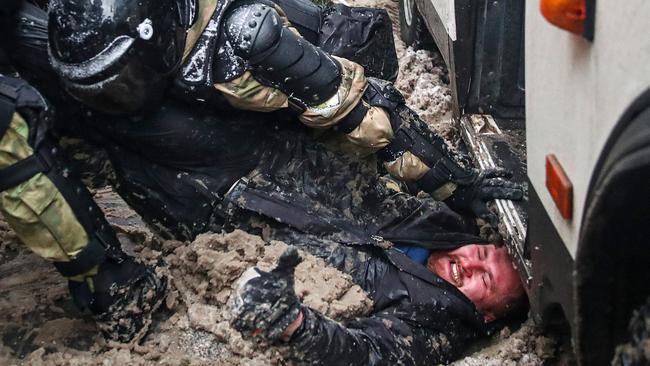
top-left (47, 0), bottom-right (523, 226)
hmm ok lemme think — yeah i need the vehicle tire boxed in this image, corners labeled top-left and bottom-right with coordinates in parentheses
top-left (398, 0), bottom-right (433, 49)
top-left (577, 96), bottom-right (650, 364)
top-left (612, 298), bottom-right (650, 366)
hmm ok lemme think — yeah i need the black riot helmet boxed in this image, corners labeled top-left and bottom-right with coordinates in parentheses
top-left (48, 0), bottom-right (198, 115)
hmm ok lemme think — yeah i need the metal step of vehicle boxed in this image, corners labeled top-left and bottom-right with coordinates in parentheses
top-left (458, 114), bottom-right (531, 285)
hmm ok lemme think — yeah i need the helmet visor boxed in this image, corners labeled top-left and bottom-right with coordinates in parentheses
top-left (50, 36), bottom-right (136, 83)
top-left (49, 14), bottom-right (186, 115)
top-left (62, 57), bottom-right (168, 115)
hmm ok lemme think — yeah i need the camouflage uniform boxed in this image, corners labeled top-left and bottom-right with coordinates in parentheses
top-left (0, 75), bottom-right (166, 342)
top-left (177, 0), bottom-right (465, 202)
top-left (45, 0), bottom-right (522, 227)
top-left (0, 112), bottom-right (89, 263)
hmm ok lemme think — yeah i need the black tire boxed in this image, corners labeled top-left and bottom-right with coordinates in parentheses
top-left (577, 96), bottom-right (650, 364)
top-left (398, 0), bottom-right (433, 49)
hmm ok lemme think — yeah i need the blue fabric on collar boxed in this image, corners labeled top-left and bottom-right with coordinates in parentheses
top-left (394, 244), bottom-right (431, 265)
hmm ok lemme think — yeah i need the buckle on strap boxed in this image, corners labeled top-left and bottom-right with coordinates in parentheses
top-left (0, 151), bottom-right (53, 192)
top-left (0, 83), bottom-right (19, 101)
top-left (53, 236), bottom-right (107, 277)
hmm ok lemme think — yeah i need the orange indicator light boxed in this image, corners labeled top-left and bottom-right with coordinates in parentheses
top-left (545, 154), bottom-right (573, 220)
top-left (540, 0), bottom-right (586, 34)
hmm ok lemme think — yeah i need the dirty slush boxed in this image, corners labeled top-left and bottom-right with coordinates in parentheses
top-left (0, 0), bottom-right (554, 364)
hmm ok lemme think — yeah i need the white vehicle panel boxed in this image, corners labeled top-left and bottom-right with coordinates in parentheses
top-left (525, 0), bottom-right (650, 258)
top-left (429, 0), bottom-right (456, 40)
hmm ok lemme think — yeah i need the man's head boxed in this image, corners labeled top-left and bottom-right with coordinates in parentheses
top-left (427, 244), bottom-right (525, 322)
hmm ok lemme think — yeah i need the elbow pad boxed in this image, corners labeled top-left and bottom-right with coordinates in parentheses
top-left (224, 2), bottom-right (342, 108)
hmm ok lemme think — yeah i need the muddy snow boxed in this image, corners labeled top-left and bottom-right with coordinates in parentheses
top-left (0, 191), bottom-right (554, 366)
top-left (0, 0), bottom-right (556, 364)
top-left (0, 190), bottom-right (373, 365)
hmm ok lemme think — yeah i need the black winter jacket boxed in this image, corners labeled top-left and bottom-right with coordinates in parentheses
top-left (97, 107), bottom-right (492, 365)
top-left (290, 245), bottom-right (486, 365)
top-left (222, 134), bottom-right (491, 365)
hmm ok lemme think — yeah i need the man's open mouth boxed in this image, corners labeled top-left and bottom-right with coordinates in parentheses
top-left (451, 261), bottom-right (463, 287)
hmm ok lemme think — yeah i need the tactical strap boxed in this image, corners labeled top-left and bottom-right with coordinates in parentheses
top-left (53, 236), bottom-right (107, 277)
top-left (0, 152), bottom-right (52, 192)
top-left (271, 0), bottom-right (321, 44)
top-left (334, 101), bottom-right (368, 134)
top-left (0, 83), bottom-right (18, 139)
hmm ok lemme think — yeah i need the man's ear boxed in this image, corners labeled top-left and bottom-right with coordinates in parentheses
top-left (483, 312), bottom-right (496, 322)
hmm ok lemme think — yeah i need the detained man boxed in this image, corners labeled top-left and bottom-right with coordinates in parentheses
top-left (232, 239), bottom-right (525, 365)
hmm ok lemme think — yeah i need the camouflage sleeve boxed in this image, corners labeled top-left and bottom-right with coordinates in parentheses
top-left (213, 1), bottom-right (472, 203)
top-left (0, 112), bottom-right (89, 263)
top-left (214, 4), bottom-right (369, 128)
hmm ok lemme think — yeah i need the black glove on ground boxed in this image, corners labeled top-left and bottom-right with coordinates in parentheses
top-left (446, 168), bottom-right (524, 227)
top-left (231, 247), bottom-right (303, 341)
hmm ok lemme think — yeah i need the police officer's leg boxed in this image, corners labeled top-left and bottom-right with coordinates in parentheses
top-left (93, 101), bottom-right (268, 241)
top-left (0, 76), bottom-right (166, 343)
top-left (220, 2), bottom-right (522, 222)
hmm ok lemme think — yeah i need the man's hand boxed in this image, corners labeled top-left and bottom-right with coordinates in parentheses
top-left (231, 247), bottom-right (303, 341)
top-left (447, 168), bottom-right (524, 227)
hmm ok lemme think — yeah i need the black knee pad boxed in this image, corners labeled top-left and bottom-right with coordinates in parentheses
top-left (224, 2), bottom-right (341, 108)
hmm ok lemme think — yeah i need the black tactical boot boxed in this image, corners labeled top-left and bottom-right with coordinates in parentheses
top-left (68, 257), bottom-right (167, 343)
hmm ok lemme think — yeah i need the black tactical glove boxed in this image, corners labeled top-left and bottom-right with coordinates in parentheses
top-left (231, 247), bottom-right (303, 341)
top-left (446, 168), bottom-right (524, 227)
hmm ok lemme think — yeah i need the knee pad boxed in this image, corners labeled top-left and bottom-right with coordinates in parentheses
top-left (224, 2), bottom-right (341, 108)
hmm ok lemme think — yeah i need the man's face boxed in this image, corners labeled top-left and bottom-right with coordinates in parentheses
top-left (427, 244), bottom-right (523, 322)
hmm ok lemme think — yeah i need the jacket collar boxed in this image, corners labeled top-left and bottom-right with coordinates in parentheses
top-left (385, 248), bottom-right (487, 330)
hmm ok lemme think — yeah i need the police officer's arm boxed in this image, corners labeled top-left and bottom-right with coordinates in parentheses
top-left (218, 2), bottom-right (523, 224)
